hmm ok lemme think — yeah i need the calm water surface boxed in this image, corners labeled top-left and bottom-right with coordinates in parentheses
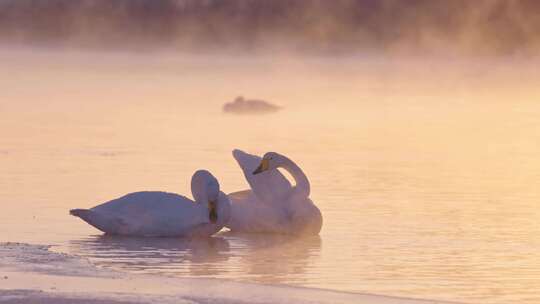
top-left (1, 50), bottom-right (540, 304)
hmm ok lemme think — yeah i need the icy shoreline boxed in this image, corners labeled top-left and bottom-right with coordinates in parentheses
top-left (0, 243), bottom-right (459, 304)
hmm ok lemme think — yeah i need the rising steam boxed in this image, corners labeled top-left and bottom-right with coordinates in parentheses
top-left (0, 0), bottom-right (539, 56)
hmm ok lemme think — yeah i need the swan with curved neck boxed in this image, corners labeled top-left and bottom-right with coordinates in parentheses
top-left (253, 152), bottom-right (310, 198)
top-left (70, 170), bottom-right (231, 237)
top-left (227, 150), bottom-right (322, 235)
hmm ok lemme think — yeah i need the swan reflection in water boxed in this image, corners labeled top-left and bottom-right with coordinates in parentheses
top-left (223, 232), bottom-right (322, 285)
top-left (69, 235), bottom-right (230, 276)
top-left (68, 232), bottom-right (321, 284)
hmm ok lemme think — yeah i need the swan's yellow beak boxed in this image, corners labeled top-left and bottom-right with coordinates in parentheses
top-left (253, 158), bottom-right (269, 175)
top-left (208, 200), bottom-right (218, 223)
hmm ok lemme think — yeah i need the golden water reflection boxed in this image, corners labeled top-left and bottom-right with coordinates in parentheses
top-left (2, 50), bottom-right (540, 304)
top-left (66, 233), bottom-right (322, 285)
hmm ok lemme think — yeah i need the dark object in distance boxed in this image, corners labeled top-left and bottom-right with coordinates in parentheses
top-left (223, 96), bottom-right (281, 114)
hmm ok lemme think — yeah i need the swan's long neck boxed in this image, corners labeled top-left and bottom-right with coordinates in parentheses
top-left (191, 170), bottom-right (217, 204)
top-left (280, 156), bottom-right (310, 198)
top-left (191, 179), bottom-right (207, 204)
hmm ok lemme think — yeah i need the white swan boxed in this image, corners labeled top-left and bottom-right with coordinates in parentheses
top-left (227, 150), bottom-right (322, 235)
top-left (70, 170), bottom-right (231, 237)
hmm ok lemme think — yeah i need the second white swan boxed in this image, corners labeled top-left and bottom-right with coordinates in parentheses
top-left (227, 150), bottom-right (322, 235)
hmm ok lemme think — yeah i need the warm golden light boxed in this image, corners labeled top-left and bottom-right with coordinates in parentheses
top-left (1, 2), bottom-right (540, 304)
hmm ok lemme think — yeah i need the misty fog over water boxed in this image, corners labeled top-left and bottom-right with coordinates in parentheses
top-left (1, 0), bottom-right (540, 56)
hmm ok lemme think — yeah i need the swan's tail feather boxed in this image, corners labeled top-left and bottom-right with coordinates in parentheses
top-left (70, 208), bottom-right (92, 219)
top-left (69, 208), bottom-right (128, 234)
top-left (69, 208), bottom-right (100, 229)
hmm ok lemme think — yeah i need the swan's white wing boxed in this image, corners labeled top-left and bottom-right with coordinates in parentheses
top-left (227, 189), bottom-right (290, 233)
top-left (232, 149), bottom-right (292, 203)
top-left (89, 191), bottom-right (209, 236)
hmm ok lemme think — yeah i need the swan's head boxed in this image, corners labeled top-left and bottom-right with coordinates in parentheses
top-left (191, 170), bottom-right (220, 223)
top-left (252, 152), bottom-right (282, 175)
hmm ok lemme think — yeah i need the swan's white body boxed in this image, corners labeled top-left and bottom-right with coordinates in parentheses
top-left (227, 150), bottom-right (322, 235)
top-left (70, 170), bottom-right (230, 237)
